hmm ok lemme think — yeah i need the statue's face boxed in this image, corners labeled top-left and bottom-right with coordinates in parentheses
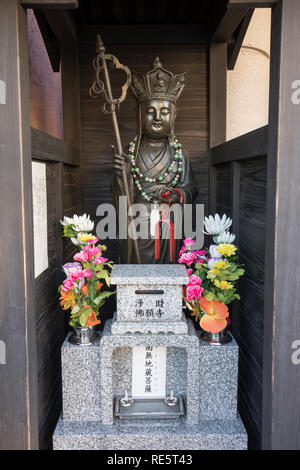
top-left (141, 99), bottom-right (175, 138)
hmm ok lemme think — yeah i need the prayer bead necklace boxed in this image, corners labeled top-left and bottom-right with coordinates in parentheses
top-left (128, 136), bottom-right (183, 201)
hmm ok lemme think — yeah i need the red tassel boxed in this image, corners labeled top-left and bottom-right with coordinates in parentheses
top-left (154, 192), bottom-right (176, 262)
top-left (155, 219), bottom-right (175, 262)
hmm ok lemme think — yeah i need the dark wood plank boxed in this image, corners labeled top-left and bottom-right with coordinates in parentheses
top-left (0, 0), bottom-right (38, 450)
top-left (78, 25), bottom-right (210, 46)
top-left (263, 0), bottom-right (300, 450)
top-left (211, 6), bottom-right (249, 42)
top-left (210, 43), bottom-right (227, 148)
top-left (21, 0), bottom-right (78, 9)
top-left (227, 9), bottom-right (254, 70)
top-left (228, 0), bottom-right (278, 6)
top-left (209, 43), bottom-right (227, 213)
top-left (31, 127), bottom-right (80, 166)
top-left (43, 10), bottom-right (77, 44)
top-left (211, 126), bottom-right (268, 165)
top-left (33, 10), bottom-right (60, 72)
top-left (61, 44), bottom-right (82, 149)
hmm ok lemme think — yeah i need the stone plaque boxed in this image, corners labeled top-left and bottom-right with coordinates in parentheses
top-left (131, 346), bottom-right (166, 398)
top-left (32, 161), bottom-right (48, 278)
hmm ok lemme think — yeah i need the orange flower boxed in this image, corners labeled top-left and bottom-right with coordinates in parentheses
top-left (199, 297), bottom-right (229, 333)
top-left (97, 282), bottom-right (103, 291)
top-left (82, 305), bottom-right (100, 327)
top-left (81, 284), bottom-right (88, 295)
top-left (59, 288), bottom-right (76, 311)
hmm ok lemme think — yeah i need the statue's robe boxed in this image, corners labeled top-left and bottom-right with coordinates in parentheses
top-left (112, 137), bottom-right (197, 264)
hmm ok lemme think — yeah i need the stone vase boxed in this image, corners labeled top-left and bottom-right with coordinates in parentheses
top-left (200, 326), bottom-right (232, 345)
top-left (68, 326), bottom-right (98, 345)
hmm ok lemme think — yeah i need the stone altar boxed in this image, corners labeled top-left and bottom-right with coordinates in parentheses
top-left (53, 264), bottom-right (247, 450)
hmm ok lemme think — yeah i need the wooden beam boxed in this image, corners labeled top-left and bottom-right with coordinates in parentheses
top-left (211, 6), bottom-right (249, 42)
top-left (227, 9), bottom-right (254, 69)
top-left (228, 0), bottom-right (278, 6)
top-left (43, 10), bottom-right (77, 44)
top-left (211, 126), bottom-right (268, 164)
top-left (0, 0), bottom-right (38, 449)
top-left (61, 44), bottom-right (81, 149)
top-left (263, 0), bottom-right (300, 450)
top-left (209, 43), bottom-right (227, 213)
top-left (210, 43), bottom-right (227, 147)
top-left (20, 0), bottom-right (78, 9)
top-left (31, 127), bottom-right (80, 165)
top-left (78, 24), bottom-right (210, 45)
top-left (33, 10), bottom-right (60, 72)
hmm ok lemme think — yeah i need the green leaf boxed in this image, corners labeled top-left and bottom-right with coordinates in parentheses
top-left (96, 270), bottom-right (111, 286)
top-left (79, 307), bottom-right (92, 327)
top-left (205, 292), bottom-right (214, 302)
top-left (71, 305), bottom-right (80, 315)
top-left (93, 291), bottom-right (115, 305)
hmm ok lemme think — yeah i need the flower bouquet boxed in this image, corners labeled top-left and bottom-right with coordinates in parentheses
top-left (179, 214), bottom-right (245, 343)
top-left (59, 214), bottom-right (114, 344)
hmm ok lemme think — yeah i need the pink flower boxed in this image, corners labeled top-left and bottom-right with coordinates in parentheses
top-left (194, 250), bottom-right (206, 256)
top-left (179, 245), bottom-right (186, 256)
top-left (86, 246), bottom-right (102, 256)
top-left (94, 256), bottom-right (108, 265)
top-left (178, 252), bottom-right (197, 266)
top-left (88, 238), bottom-right (99, 244)
top-left (184, 238), bottom-right (195, 247)
top-left (187, 269), bottom-right (193, 275)
top-left (70, 269), bottom-right (85, 282)
top-left (186, 284), bottom-right (204, 301)
top-left (83, 269), bottom-right (93, 279)
top-left (62, 278), bottom-right (74, 292)
top-left (187, 274), bottom-right (202, 286)
top-left (74, 250), bottom-right (89, 262)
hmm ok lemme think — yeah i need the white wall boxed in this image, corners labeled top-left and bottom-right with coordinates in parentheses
top-left (226, 9), bottom-right (271, 141)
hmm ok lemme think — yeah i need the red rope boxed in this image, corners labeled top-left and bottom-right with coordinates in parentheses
top-left (155, 192), bottom-right (175, 262)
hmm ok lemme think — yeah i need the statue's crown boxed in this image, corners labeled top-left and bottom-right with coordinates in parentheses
top-left (131, 57), bottom-right (185, 104)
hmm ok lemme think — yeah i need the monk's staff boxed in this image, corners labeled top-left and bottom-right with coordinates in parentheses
top-left (90, 34), bottom-right (141, 264)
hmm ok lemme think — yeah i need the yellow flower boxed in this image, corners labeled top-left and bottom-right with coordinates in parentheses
top-left (78, 234), bottom-right (97, 242)
top-left (214, 280), bottom-right (233, 290)
top-left (213, 259), bottom-right (230, 270)
top-left (217, 243), bottom-right (237, 257)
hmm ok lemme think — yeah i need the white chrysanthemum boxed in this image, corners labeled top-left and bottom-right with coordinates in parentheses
top-left (214, 231), bottom-right (236, 244)
top-left (60, 214), bottom-right (94, 232)
top-left (203, 214), bottom-right (232, 236)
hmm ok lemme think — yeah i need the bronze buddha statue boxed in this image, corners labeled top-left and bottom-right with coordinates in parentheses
top-left (112, 58), bottom-right (197, 263)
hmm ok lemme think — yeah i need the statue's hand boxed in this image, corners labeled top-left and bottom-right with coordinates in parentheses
top-left (112, 147), bottom-right (130, 178)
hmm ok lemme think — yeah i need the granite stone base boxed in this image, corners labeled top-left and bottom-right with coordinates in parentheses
top-left (53, 415), bottom-right (247, 450)
top-left (100, 319), bottom-right (200, 425)
top-left (198, 332), bottom-right (238, 420)
top-left (111, 312), bottom-right (188, 335)
top-left (61, 333), bottom-right (101, 422)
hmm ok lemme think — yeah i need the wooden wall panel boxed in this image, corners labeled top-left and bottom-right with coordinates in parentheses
top-left (214, 153), bottom-right (267, 449)
top-left (34, 162), bottom-right (65, 449)
top-left (216, 163), bottom-right (232, 216)
top-left (238, 156), bottom-right (267, 449)
top-left (32, 132), bottom-right (82, 448)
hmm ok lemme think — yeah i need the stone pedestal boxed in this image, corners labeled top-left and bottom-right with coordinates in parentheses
top-left (53, 264), bottom-right (247, 450)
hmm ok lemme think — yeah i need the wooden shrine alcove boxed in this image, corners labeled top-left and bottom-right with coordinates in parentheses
top-left (1, 0), bottom-right (300, 451)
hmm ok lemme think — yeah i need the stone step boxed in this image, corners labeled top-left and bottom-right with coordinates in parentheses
top-left (53, 415), bottom-right (247, 450)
